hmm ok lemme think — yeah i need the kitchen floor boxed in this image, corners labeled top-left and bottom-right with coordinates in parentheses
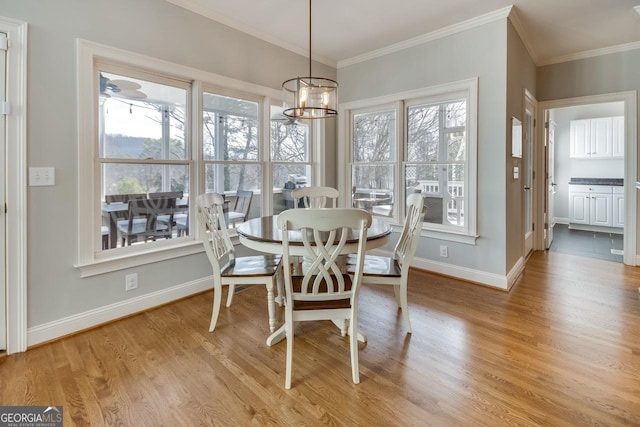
top-left (548, 223), bottom-right (624, 263)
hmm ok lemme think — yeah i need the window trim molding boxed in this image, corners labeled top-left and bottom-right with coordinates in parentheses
top-left (338, 77), bottom-right (478, 242)
top-left (76, 39), bottom-right (281, 273)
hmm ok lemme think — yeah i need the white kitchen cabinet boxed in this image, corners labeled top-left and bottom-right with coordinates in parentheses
top-left (590, 192), bottom-right (613, 226)
top-left (568, 184), bottom-right (613, 227)
top-left (570, 119), bottom-right (591, 158)
top-left (569, 191), bottom-right (590, 224)
top-left (612, 116), bottom-right (624, 158)
top-left (613, 186), bottom-right (624, 228)
top-left (570, 116), bottom-right (624, 159)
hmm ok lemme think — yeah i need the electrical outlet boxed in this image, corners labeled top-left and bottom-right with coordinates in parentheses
top-left (439, 245), bottom-right (448, 258)
top-left (125, 273), bottom-right (138, 291)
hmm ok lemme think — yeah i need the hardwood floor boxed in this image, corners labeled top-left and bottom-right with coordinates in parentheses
top-left (1, 251), bottom-right (640, 426)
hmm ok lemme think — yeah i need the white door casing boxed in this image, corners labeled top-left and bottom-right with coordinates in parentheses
top-left (1, 17), bottom-right (28, 354)
top-left (523, 91), bottom-right (536, 256)
top-left (0, 31), bottom-right (6, 351)
top-left (545, 120), bottom-right (556, 249)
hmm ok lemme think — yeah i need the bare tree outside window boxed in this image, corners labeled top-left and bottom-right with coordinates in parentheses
top-left (270, 106), bottom-right (312, 213)
top-left (351, 110), bottom-right (396, 217)
top-left (203, 93), bottom-right (261, 195)
top-left (406, 99), bottom-right (466, 226)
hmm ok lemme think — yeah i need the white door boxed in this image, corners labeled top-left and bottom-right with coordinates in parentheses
top-left (0, 32), bottom-right (7, 351)
top-left (523, 94), bottom-right (536, 255)
top-left (545, 120), bottom-right (556, 249)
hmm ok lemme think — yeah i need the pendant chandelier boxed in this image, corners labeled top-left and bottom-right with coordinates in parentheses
top-left (282, 0), bottom-right (338, 119)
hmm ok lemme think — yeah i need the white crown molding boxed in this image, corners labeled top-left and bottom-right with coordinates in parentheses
top-left (338, 5), bottom-right (513, 69)
top-left (166, 1), bottom-right (640, 71)
top-left (539, 40), bottom-right (640, 67)
top-left (507, 6), bottom-right (540, 65)
top-left (164, 0), bottom-right (336, 68)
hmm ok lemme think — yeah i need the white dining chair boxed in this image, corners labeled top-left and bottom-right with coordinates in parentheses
top-left (347, 192), bottom-right (424, 333)
top-left (291, 186), bottom-right (339, 208)
top-left (196, 193), bottom-right (282, 333)
top-left (277, 207), bottom-right (372, 389)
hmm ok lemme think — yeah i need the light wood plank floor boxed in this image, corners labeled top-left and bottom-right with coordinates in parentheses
top-left (2, 251), bottom-right (640, 426)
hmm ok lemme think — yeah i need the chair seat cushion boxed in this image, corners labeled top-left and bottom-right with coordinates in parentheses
top-left (221, 255), bottom-right (281, 277)
top-left (346, 254), bottom-right (402, 277)
top-left (291, 274), bottom-right (353, 310)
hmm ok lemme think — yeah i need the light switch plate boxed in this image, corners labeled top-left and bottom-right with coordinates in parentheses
top-left (513, 166), bottom-right (519, 179)
top-left (29, 167), bottom-right (55, 186)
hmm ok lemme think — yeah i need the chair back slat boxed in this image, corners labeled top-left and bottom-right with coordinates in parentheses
top-left (278, 208), bottom-right (371, 304)
top-left (196, 193), bottom-right (235, 273)
top-left (394, 193), bottom-right (425, 268)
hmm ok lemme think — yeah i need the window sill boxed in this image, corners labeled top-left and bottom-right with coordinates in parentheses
top-left (386, 221), bottom-right (478, 245)
top-left (75, 240), bottom-right (205, 278)
top-left (422, 228), bottom-right (478, 245)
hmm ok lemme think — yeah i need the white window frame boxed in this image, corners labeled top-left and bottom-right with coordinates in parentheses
top-left (339, 78), bottom-right (478, 244)
top-left (76, 40), bottom-right (286, 276)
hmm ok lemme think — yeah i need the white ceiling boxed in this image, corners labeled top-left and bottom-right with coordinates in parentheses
top-left (166, 0), bottom-right (640, 67)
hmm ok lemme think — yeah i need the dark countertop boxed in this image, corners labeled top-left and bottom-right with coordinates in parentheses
top-left (569, 178), bottom-right (624, 186)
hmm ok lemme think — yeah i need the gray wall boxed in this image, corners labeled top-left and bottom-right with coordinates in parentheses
top-left (505, 20), bottom-right (537, 271)
top-left (339, 20), bottom-right (509, 275)
top-left (0, 0), bottom-right (336, 328)
top-left (537, 51), bottom-right (640, 102)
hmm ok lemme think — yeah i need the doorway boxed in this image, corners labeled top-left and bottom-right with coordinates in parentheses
top-left (539, 92), bottom-right (637, 266)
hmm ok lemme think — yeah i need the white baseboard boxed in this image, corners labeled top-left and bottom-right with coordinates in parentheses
top-left (567, 223), bottom-right (624, 234)
top-left (368, 249), bottom-right (511, 290)
top-left (506, 256), bottom-right (525, 290)
top-left (27, 276), bottom-right (213, 347)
